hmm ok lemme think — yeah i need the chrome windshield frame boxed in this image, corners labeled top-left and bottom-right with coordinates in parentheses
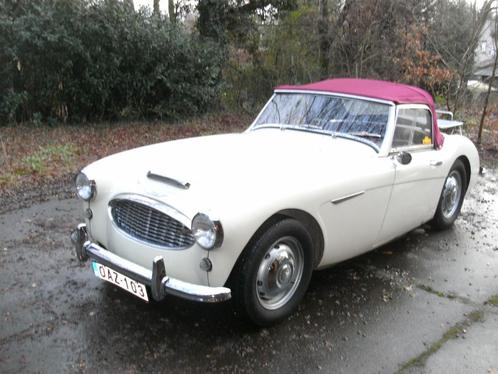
top-left (247, 90), bottom-right (396, 155)
top-left (252, 124), bottom-right (382, 152)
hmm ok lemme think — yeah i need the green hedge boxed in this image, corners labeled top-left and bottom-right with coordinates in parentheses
top-left (0, 0), bottom-right (223, 124)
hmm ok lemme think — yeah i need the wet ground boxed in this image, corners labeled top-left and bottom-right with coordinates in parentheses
top-left (0, 171), bottom-right (497, 373)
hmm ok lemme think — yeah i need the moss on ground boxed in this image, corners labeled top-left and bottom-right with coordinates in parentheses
top-left (487, 294), bottom-right (498, 307)
top-left (417, 284), bottom-right (456, 300)
top-left (397, 310), bottom-right (484, 373)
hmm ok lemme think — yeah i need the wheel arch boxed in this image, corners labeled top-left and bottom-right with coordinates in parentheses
top-left (456, 155), bottom-right (471, 190)
top-left (225, 209), bottom-right (325, 287)
top-left (276, 209), bottom-right (324, 269)
top-left (430, 154), bottom-right (470, 230)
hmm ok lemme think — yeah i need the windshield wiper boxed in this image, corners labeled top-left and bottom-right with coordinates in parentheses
top-left (348, 131), bottom-right (381, 139)
top-left (301, 123), bottom-right (323, 130)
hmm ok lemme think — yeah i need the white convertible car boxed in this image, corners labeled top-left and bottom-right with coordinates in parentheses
top-left (71, 79), bottom-right (479, 326)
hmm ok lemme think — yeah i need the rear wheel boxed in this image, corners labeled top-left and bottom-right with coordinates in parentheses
top-left (431, 159), bottom-right (467, 230)
top-left (232, 219), bottom-right (313, 326)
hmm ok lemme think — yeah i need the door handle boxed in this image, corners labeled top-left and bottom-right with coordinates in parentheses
top-left (429, 160), bottom-right (443, 167)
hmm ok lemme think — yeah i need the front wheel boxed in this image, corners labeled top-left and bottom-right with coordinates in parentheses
top-left (431, 159), bottom-right (467, 230)
top-left (231, 219), bottom-right (314, 326)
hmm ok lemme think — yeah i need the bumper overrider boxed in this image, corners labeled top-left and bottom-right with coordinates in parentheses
top-left (70, 223), bottom-right (231, 303)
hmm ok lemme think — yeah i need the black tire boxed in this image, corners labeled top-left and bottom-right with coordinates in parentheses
top-left (431, 159), bottom-right (467, 230)
top-left (231, 218), bottom-right (314, 326)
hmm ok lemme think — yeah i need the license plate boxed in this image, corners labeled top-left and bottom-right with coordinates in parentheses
top-left (92, 262), bottom-right (149, 302)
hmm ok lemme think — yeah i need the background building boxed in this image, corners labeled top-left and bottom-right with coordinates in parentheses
top-left (474, 0), bottom-right (498, 81)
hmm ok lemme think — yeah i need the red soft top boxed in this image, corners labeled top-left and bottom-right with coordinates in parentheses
top-left (276, 78), bottom-right (444, 149)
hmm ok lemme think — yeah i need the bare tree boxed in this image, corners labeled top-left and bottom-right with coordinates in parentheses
top-left (318, 0), bottom-right (329, 78)
top-left (0, 134), bottom-right (7, 168)
top-left (478, 3), bottom-right (498, 145)
top-left (123, 0), bottom-right (134, 9)
top-left (424, 0), bottom-right (494, 114)
top-left (169, 0), bottom-right (176, 23)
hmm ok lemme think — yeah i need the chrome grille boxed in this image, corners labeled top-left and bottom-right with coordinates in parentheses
top-left (110, 199), bottom-right (195, 249)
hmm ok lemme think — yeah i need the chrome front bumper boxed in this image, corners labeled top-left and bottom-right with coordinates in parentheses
top-left (70, 224), bottom-right (231, 303)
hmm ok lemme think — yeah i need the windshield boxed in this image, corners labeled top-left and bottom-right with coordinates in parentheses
top-left (252, 93), bottom-right (391, 149)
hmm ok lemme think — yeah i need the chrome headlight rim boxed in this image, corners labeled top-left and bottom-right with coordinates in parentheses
top-left (75, 171), bottom-right (97, 201)
top-left (191, 213), bottom-right (224, 250)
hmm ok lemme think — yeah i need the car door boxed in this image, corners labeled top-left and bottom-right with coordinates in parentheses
top-left (377, 105), bottom-right (446, 245)
top-left (318, 155), bottom-right (396, 265)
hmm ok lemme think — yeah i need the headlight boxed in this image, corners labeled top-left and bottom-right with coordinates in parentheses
top-left (75, 172), bottom-right (96, 201)
top-left (191, 213), bottom-right (223, 250)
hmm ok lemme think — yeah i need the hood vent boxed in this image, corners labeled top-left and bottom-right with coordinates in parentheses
top-left (147, 171), bottom-right (190, 190)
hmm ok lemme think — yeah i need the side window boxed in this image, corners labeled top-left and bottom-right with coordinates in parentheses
top-left (392, 108), bottom-right (432, 148)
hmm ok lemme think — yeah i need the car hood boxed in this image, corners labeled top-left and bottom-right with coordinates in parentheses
top-left (84, 128), bottom-right (377, 217)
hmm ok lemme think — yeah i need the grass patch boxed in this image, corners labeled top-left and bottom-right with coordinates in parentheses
top-left (487, 294), bottom-right (498, 307)
top-left (417, 284), bottom-right (456, 300)
top-left (21, 144), bottom-right (78, 174)
top-left (397, 310), bottom-right (483, 373)
top-left (0, 112), bottom-right (250, 191)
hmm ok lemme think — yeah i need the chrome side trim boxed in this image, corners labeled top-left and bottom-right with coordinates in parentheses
top-left (331, 191), bottom-right (365, 205)
top-left (70, 224), bottom-right (231, 303)
top-left (147, 171), bottom-right (190, 190)
top-left (390, 144), bottom-right (434, 153)
top-left (429, 160), bottom-right (443, 167)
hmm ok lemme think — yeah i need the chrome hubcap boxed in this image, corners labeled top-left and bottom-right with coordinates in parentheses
top-left (441, 171), bottom-right (462, 219)
top-left (256, 236), bottom-right (304, 310)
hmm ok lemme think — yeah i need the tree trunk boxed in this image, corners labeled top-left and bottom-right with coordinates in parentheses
top-left (0, 134), bottom-right (8, 168)
top-left (477, 8), bottom-right (497, 145)
top-left (168, 0), bottom-right (176, 23)
top-left (318, 0), bottom-right (329, 78)
top-left (123, 0), bottom-right (133, 10)
top-left (477, 51), bottom-right (497, 145)
top-left (153, 0), bottom-right (160, 15)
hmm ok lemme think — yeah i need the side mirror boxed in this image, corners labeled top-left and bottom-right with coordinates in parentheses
top-left (396, 151), bottom-right (412, 165)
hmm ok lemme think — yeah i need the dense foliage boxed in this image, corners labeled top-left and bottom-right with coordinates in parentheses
top-left (0, 0), bottom-right (494, 125)
top-left (215, 0), bottom-right (489, 112)
top-left (0, 0), bottom-right (223, 123)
